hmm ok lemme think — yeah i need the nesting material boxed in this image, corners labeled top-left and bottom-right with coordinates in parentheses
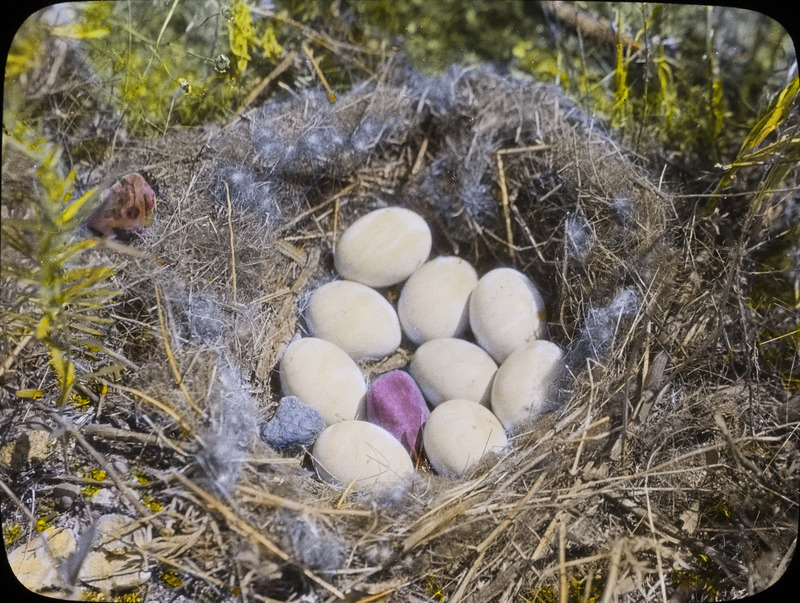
top-left (202, 357), bottom-right (259, 492)
top-left (423, 399), bottom-right (508, 477)
top-left (306, 279), bottom-right (402, 360)
top-left (410, 338), bottom-right (497, 407)
top-left (334, 207), bottom-right (432, 287)
top-left (312, 420), bottom-right (415, 490)
top-left (469, 267), bottom-right (546, 363)
top-left (13, 45), bottom-right (773, 602)
top-left (491, 340), bottom-right (565, 431)
top-left (279, 337), bottom-right (366, 425)
top-left (365, 370), bottom-right (428, 460)
top-left (398, 256), bottom-right (479, 344)
top-left (259, 395), bottom-right (326, 450)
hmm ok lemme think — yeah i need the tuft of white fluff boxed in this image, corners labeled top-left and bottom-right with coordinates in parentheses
top-left (201, 357), bottom-right (258, 493)
top-left (563, 288), bottom-right (639, 377)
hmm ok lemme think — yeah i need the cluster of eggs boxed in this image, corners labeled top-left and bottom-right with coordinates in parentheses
top-left (279, 207), bottom-right (564, 491)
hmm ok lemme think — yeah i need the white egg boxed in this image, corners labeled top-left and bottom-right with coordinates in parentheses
top-left (313, 420), bottom-right (415, 491)
top-left (279, 337), bottom-right (366, 425)
top-left (469, 267), bottom-right (546, 363)
top-left (398, 256), bottom-right (478, 344)
top-left (423, 399), bottom-right (508, 477)
top-left (334, 207), bottom-right (432, 287)
top-left (491, 340), bottom-right (563, 431)
top-left (410, 338), bottom-right (497, 407)
top-left (306, 280), bottom-right (402, 361)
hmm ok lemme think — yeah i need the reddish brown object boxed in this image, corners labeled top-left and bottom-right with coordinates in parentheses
top-left (88, 173), bottom-right (156, 240)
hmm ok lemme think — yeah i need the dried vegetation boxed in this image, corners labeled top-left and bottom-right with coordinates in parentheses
top-left (2, 3), bottom-right (798, 603)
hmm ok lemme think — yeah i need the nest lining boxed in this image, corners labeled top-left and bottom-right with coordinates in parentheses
top-left (2, 57), bottom-right (797, 602)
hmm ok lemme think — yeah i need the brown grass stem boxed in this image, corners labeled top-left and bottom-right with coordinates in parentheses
top-left (223, 181), bottom-right (237, 303)
top-left (155, 287), bottom-right (205, 418)
top-left (170, 471), bottom-right (346, 600)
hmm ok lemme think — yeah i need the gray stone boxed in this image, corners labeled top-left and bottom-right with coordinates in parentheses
top-left (260, 395), bottom-right (326, 450)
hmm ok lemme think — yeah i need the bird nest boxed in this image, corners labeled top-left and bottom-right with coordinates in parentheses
top-left (2, 56), bottom-right (797, 603)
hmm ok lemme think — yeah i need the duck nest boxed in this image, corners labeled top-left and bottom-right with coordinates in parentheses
top-left (2, 54), bottom-right (798, 602)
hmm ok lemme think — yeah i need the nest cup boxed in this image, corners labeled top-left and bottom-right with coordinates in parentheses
top-left (100, 59), bottom-right (675, 599)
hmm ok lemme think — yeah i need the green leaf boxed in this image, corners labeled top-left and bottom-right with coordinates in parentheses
top-left (634, 4), bottom-right (661, 44)
top-left (611, 27), bottom-right (630, 129)
top-left (66, 322), bottom-right (103, 337)
top-left (260, 22), bottom-right (283, 60)
top-left (5, 19), bottom-right (45, 83)
top-left (228, 0), bottom-right (257, 73)
top-left (750, 137), bottom-right (800, 214)
top-left (0, 263), bottom-right (38, 286)
top-left (64, 312), bottom-right (114, 326)
top-left (739, 75), bottom-right (799, 154)
top-left (61, 288), bottom-right (121, 302)
top-left (46, 343), bottom-right (76, 406)
top-left (56, 274), bottom-right (113, 304)
top-left (707, 75), bottom-right (799, 213)
top-left (60, 265), bottom-right (115, 285)
top-left (34, 148), bottom-right (72, 205)
top-left (0, 221), bottom-right (36, 257)
top-left (724, 133), bottom-right (800, 169)
top-left (50, 238), bottom-right (99, 264)
top-left (36, 314), bottom-right (53, 339)
top-left (56, 186), bottom-right (100, 227)
top-left (51, 23), bottom-right (110, 40)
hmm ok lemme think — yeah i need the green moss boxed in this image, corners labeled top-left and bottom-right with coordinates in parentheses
top-left (521, 585), bottom-right (558, 603)
top-left (160, 569), bottom-right (183, 588)
top-left (521, 571), bottom-right (605, 603)
top-left (707, 496), bottom-right (733, 525)
top-left (669, 552), bottom-right (721, 601)
top-left (3, 523), bottom-right (23, 547)
top-left (343, 0), bottom-right (536, 73)
top-left (423, 574), bottom-right (446, 602)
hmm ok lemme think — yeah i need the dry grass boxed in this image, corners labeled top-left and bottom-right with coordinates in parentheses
top-left (2, 53), bottom-right (798, 603)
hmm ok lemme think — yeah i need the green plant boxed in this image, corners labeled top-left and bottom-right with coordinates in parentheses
top-left (506, 3), bottom-right (794, 170)
top-left (709, 74), bottom-right (800, 214)
top-left (68, 0), bottom-right (288, 135)
top-left (1, 123), bottom-right (121, 405)
top-left (345, 0), bottom-right (534, 73)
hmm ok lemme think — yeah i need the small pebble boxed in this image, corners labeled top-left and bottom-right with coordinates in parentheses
top-left (52, 483), bottom-right (82, 511)
top-left (491, 340), bottom-right (564, 431)
top-left (313, 420), bottom-right (415, 490)
top-left (366, 370), bottom-right (429, 460)
top-left (306, 280), bottom-right (401, 361)
top-left (334, 207), bottom-right (432, 287)
top-left (410, 338), bottom-right (497, 407)
top-left (398, 256), bottom-right (478, 344)
top-left (423, 399), bottom-right (508, 477)
top-left (280, 337), bottom-right (366, 425)
top-left (469, 267), bottom-right (546, 363)
top-left (260, 395), bottom-right (326, 450)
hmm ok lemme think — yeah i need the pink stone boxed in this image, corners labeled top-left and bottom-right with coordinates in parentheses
top-left (366, 371), bottom-right (429, 461)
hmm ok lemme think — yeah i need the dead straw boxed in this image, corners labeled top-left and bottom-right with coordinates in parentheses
top-left (170, 471), bottom-right (347, 600)
top-left (155, 287), bottom-right (205, 418)
top-left (448, 470), bottom-right (549, 603)
top-left (223, 181), bottom-right (238, 303)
